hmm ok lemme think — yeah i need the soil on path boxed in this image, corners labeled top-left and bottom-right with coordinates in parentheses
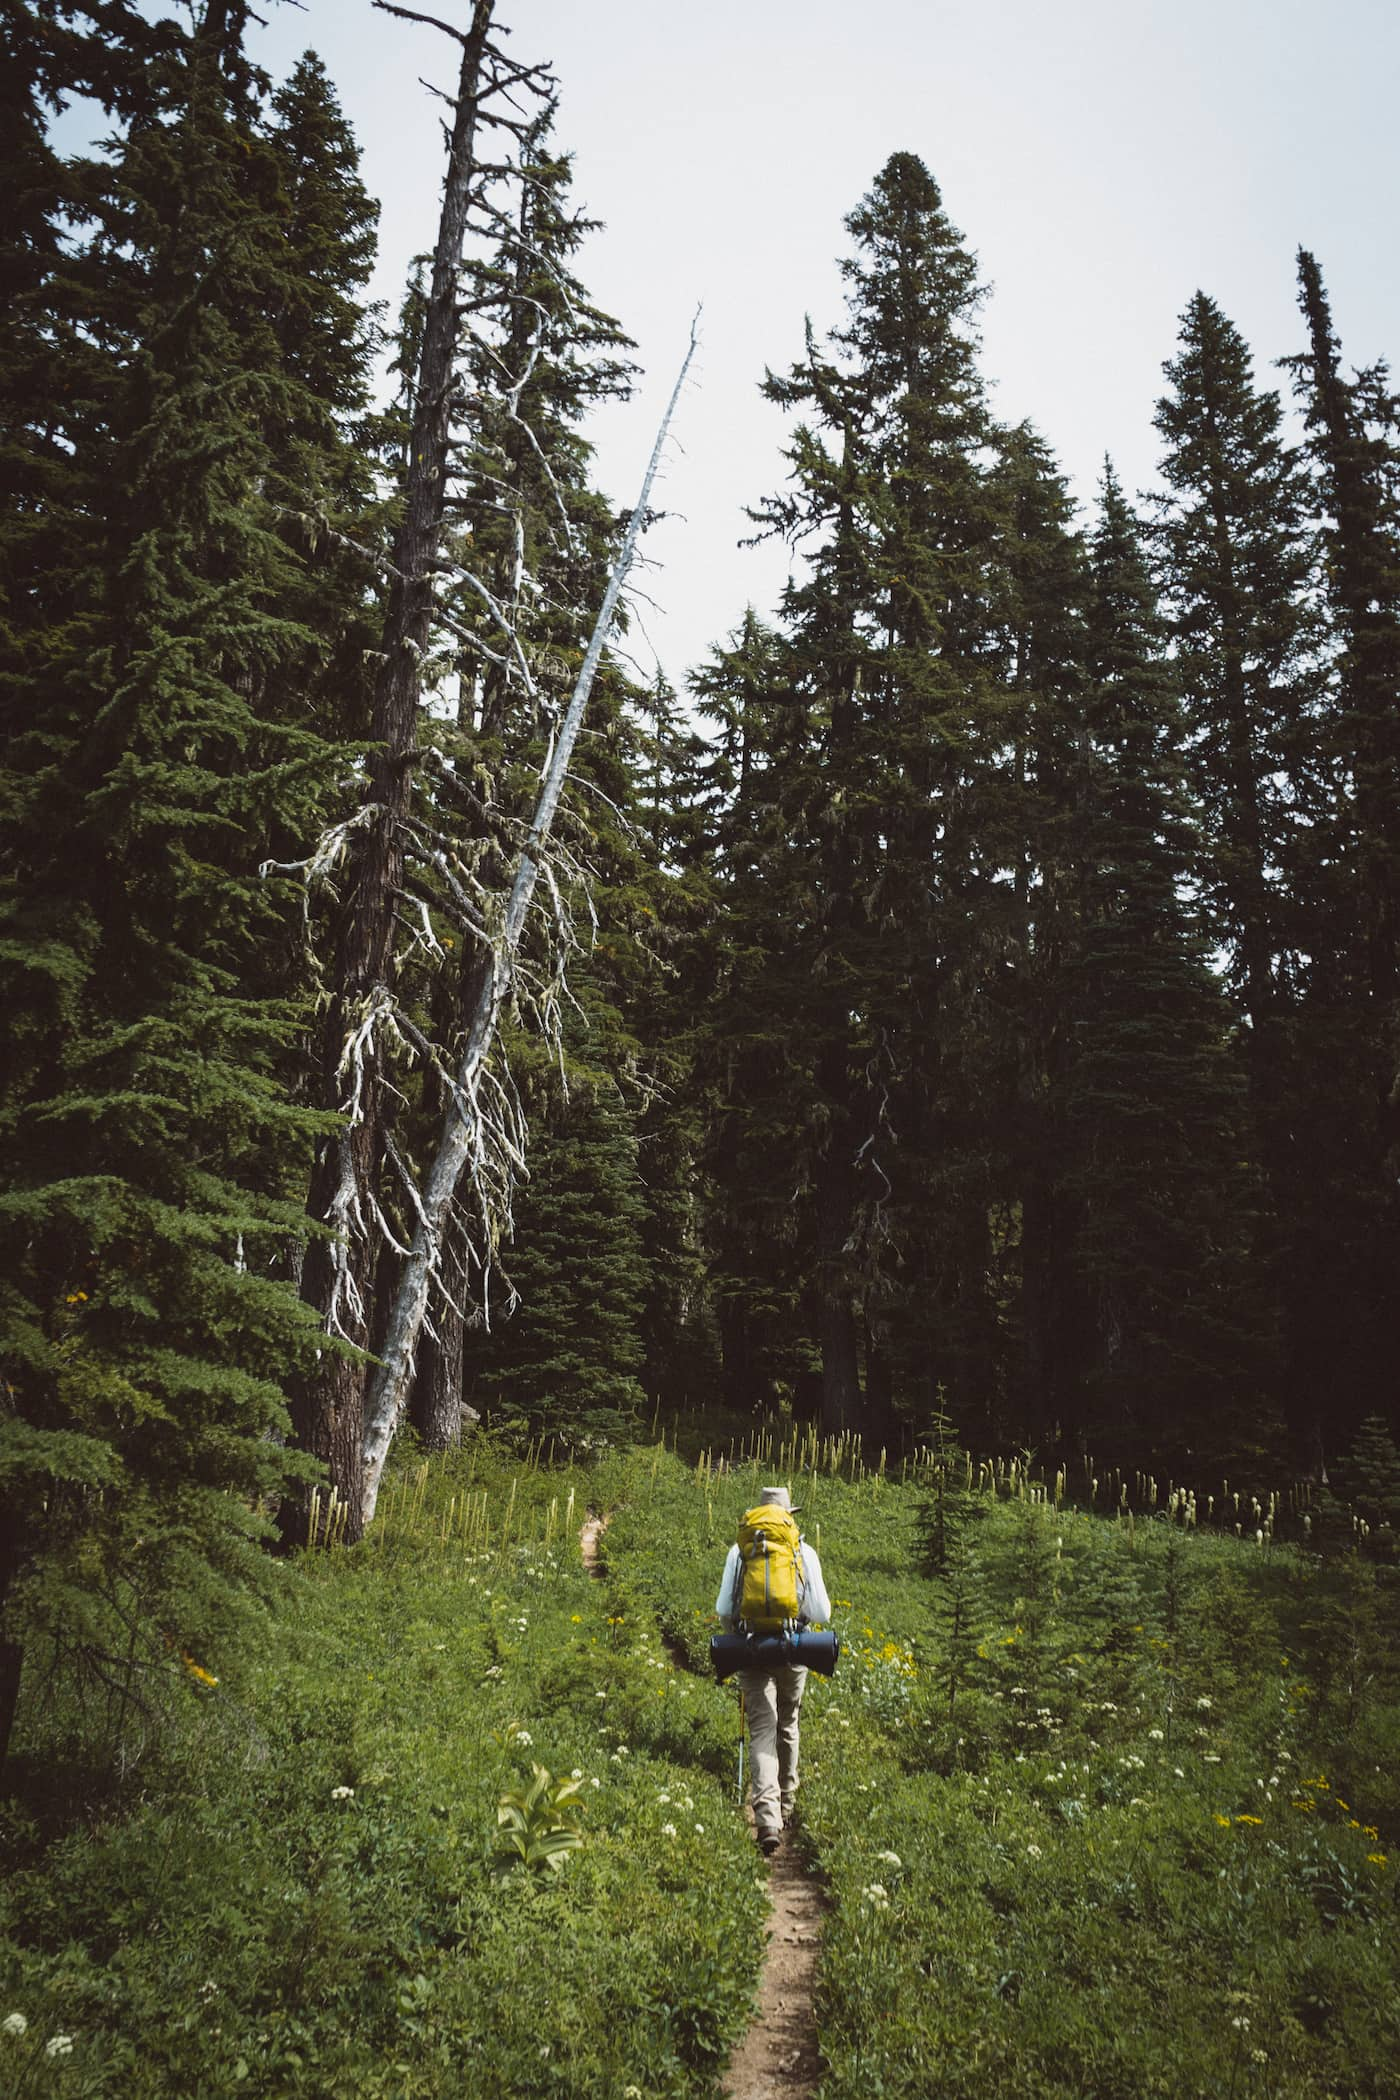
top-left (577, 1512), bottom-right (827, 2100)
top-left (722, 1829), bottom-right (826, 2100)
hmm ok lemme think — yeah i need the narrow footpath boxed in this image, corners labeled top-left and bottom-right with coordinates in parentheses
top-left (579, 1512), bottom-right (827, 2100)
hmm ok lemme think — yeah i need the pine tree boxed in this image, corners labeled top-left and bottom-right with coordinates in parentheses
top-left (1149, 292), bottom-right (1340, 1454)
top-left (976, 422), bottom-right (1088, 1450)
top-left (468, 1016), bottom-right (648, 1450)
top-left (727, 153), bottom-right (1014, 1440)
top-left (691, 612), bottom-right (824, 1418)
top-left (1053, 468), bottom-right (1269, 1464)
top-left (1151, 292), bottom-right (1313, 1039)
top-left (1287, 253), bottom-right (1400, 1441)
top-left (0, 6), bottom-right (379, 1760)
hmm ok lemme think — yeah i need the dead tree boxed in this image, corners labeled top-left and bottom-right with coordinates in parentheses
top-left (358, 319), bottom-right (699, 1526)
top-left (290, 0), bottom-right (553, 1540)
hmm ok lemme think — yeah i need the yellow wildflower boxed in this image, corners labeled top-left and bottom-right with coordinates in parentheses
top-left (1234, 1815), bottom-right (1263, 1826)
top-left (181, 1653), bottom-right (218, 1688)
top-left (1213, 1814), bottom-right (1232, 1828)
top-left (1366, 1853), bottom-right (1388, 1867)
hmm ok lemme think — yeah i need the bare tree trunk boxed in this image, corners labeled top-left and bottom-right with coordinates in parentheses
top-left (409, 1213), bottom-right (468, 1449)
top-left (291, 2), bottom-right (497, 1544)
top-left (358, 323), bottom-right (700, 1527)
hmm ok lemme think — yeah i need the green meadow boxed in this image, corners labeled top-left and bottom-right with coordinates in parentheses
top-left (3, 1431), bottom-right (1398, 2098)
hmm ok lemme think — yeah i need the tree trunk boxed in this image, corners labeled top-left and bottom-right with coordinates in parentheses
top-left (291, 3), bottom-right (496, 1545)
top-left (409, 1216), bottom-right (468, 1450)
top-left (815, 1079), bottom-right (861, 1434)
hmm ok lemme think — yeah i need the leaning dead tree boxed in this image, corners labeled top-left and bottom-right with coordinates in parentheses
top-left (360, 320), bottom-right (698, 1526)
top-left (282, 0), bottom-right (696, 1537)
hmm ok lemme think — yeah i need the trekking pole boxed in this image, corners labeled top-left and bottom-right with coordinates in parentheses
top-left (736, 1687), bottom-right (746, 1805)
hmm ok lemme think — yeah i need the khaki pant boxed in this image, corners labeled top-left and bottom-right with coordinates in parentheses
top-left (739, 1663), bottom-right (808, 1841)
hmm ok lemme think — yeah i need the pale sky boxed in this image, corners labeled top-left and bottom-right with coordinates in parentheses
top-left (244, 2), bottom-right (1398, 682)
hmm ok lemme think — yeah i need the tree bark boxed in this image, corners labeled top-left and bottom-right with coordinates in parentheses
top-left (291, 2), bottom-right (496, 1544)
top-left (409, 1214), bottom-right (468, 1450)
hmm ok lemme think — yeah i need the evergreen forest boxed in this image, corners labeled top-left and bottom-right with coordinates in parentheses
top-left (4, 4), bottom-right (1400, 2045)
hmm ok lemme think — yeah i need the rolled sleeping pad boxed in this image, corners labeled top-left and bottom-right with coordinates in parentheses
top-left (710, 1627), bottom-right (841, 1682)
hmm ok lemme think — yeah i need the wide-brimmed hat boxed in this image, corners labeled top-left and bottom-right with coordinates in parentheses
top-left (757, 1485), bottom-right (800, 1513)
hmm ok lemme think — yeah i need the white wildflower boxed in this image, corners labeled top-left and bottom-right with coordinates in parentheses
top-left (331, 1786), bottom-right (354, 1801)
top-left (515, 1730), bottom-right (533, 1747)
top-left (1195, 1696), bottom-right (1213, 1710)
top-left (46, 2035), bottom-right (75, 2059)
top-left (694, 1823), bottom-right (705, 1835)
top-left (1026, 1843), bottom-right (1043, 1858)
top-left (1203, 1752), bottom-right (1222, 1763)
top-left (571, 1769), bottom-right (583, 1781)
top-left (661, 1822), bottom-right (677, 1837)
top-left (3, 2013), bottom-right (28, 2037)
top-left (876, 1850), bottom-right (902, 1869)
top-left (1147, 1728), bottom-right (1164, 1741)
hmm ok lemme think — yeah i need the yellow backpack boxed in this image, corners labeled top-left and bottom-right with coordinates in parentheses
top-left (735, 1504), bottom-right (805, 1630)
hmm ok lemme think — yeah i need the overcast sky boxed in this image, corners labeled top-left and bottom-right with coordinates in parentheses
top-left (242, 0), bottom-right (1399, 688)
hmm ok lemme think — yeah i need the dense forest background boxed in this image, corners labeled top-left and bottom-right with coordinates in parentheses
top-left (4, 0), bottom-right (1400, 1749)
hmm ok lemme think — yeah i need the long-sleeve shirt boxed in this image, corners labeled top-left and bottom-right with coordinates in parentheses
top-left (714, 1540), bottom-right (832, 1628)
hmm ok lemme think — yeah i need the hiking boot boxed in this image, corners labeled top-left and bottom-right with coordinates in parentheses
top-left (759, 1832), bottom-right (781, 1857)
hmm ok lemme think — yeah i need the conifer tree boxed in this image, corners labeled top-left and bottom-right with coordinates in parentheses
top-left (720, 154), bottom-right (1018, 1439)
top-left (1053, 469), bottom-right (1268, 1463)
top-left (1288, 253), bottom-right (1400, 1437)
top-left (1151, 293), bottom-right (1313, 1040)
top-left (468, 1011), bottom-right (648, 1449)
top-left (1150, 293), bottom-right (1335, 1451)
top-left (0, 5), bottom-right (380, 1759)
top-left (691, 613), bottom-right (823, 1415)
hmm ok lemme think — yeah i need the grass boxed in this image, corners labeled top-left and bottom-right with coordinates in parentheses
top-left (2, 1426), bottom-right (1398, 2097)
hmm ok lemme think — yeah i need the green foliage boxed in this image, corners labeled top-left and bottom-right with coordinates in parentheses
top-left (1333, 1416), bottom-right (1400, 1557)
top-left (494, 1760), bottom-right (586, 1875)
top-left (0, 4), bottom-right (383, 1742)
top-left (469, 1021), bottom-right (649, 1452)
top-left (1, 1435), bottom-right (1398, 2096)
top-left (0, 1441), bottom-right (766, 2098)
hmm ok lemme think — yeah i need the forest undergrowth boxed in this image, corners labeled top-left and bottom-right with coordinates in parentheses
top-left (2, 1429), bottom-right (1398, 2099)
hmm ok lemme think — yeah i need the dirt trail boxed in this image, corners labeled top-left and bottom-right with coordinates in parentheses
top-left (578, 1511), bottom-right (827, 2099)
top-left (722, 1828), bottom-right (826, 2100)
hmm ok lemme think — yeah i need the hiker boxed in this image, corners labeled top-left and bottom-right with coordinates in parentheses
top-left (715, 1486), bottom-right (832, 1856)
